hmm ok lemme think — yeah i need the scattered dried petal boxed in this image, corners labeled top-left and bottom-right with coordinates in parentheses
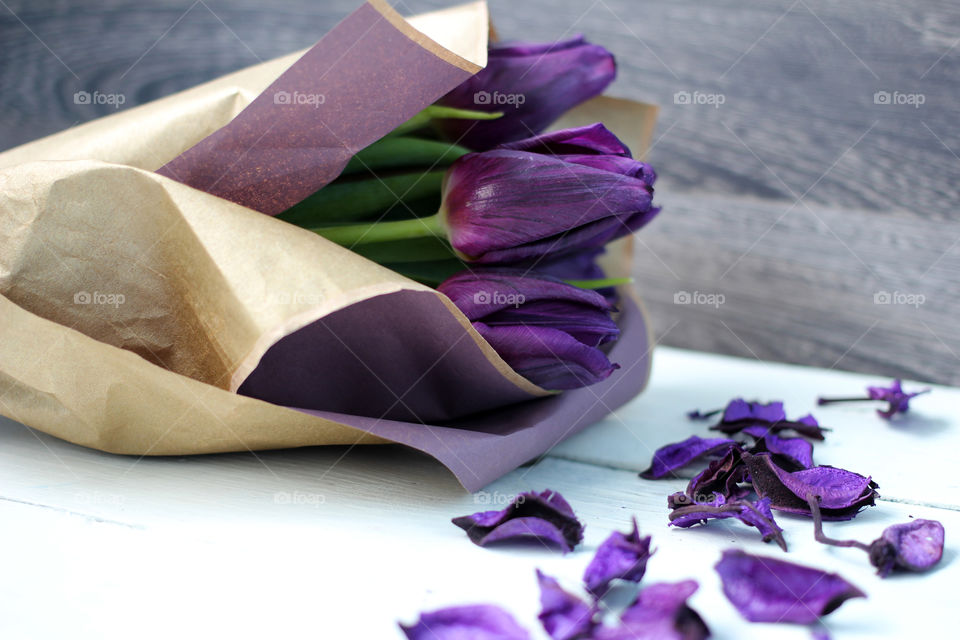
top-left (536, 570), bottom-right (597, 640)
top-left (867, 379), bottom-right (931, 418)
top-left (744, 426), bottom-right (814, 470)
top-left (870, 519), bottom-right (945, 577)
top-left (715, 549), bottom-right (865, 623)
top-left (685, 445), bottom-right (750, 502)
top-left (593, 580), bottom-right (709, 640)
top-left (640, 435), bottom-right (738, 479)
top-left (743, 452), bottom-right (877, 520)
top-left (582, 517), bottom-right (654, 597)
top-left (710, 399), bottom-right (827, 440)
top-left (400, 604), bottom-right (531, 639)
top-left (669, 495), bottom-right (787, 550)
top-left (452, 490), bottom-right (585, 552)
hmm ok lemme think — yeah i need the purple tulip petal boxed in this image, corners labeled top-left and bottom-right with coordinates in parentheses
top-left (640, 435), bottom-right (738, 479)
top-left (744, 426), bottom-right (814, 470)
top-left (593, 581), bottom-right (709, 640)
top-left (582, 517), bottom-right (654, 597)
top-left (443, 149), bottom-right (655, 264)
top-left (452, 490), bottom-right (584, 553)
top-left (400, 604), bottom-right (531, 639)
top-left (474, 323), bottom-right (618, 390)
top-left (669, 495), bottom-right (786, 550)
top-left (499, 123), bottom-right (632, 157)
top-left (437, 38), bottom-right (616, 149)
top-left (743, 453), bottom-right (877, 520)
top-left (438, 269), bottom-right (615, 319)
top-left (870, 519), bottom-right (945, 576)
top-left (536, 570), bottom-right (597, 640)
top-left (715, 549), bottom-right (866, 624)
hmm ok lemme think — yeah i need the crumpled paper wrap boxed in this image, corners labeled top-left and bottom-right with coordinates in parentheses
top-left (0, 0), bottom-right (658, 491)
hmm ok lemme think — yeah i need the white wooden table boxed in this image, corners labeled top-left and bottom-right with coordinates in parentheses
top-left (1, 347), bottom-right (956, 639)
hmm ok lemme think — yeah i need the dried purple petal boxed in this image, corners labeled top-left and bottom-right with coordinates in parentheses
top-left (723, 399), bottom-right (787, 423)
top-left (807, 494), bottom-right (945, 578)
top-left (710, 399), bottom-right (827, 440)
top-left (743, 452), bottom-right (877, 520)
top-left (582, 517), bottom-right (654, 597)
top-left (593, 581), bottom-right (710, 640)
top-left (452, 490), bottom-right (584, 552)
top-left (818, 379), bottom-right (930, 419)
top-left (868, 379), bottom-right (931, 418)
top-left (715, 549), bottom-right (866, 623)
top-left (685, 445), bottom-right (750, 503)
top-left (669, 495), bottom-right (787, 550)
top-left (536, 570), bottom-right (597, 640)
top-left (686, 408), bottom-right (720, 421)
top-left (744, 426), bottom-right (814, 470)
top-left (870, 519), bottom-right (945, 577)
top-left (400, 604), bottom-right (530, 639)
top-left (640, 435), bottom-right (738, 479)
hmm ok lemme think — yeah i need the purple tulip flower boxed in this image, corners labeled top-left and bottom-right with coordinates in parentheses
top-left (312, 125), bottom-right (659, 268)
top-left (438, 269), bottom-right (620, 390)
top-left (442, 124), bottom-right (658, 264)
top-left (436, 36), bottom-right (616, 150)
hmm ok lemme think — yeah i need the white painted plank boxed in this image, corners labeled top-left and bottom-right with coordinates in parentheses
top-left (551, 347), bottom-right (960, 507)
top-left (0, 456), bottom-right (956, 639)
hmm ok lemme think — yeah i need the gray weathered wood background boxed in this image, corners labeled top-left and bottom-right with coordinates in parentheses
top-left (1, 0), bottom-right (958, 383)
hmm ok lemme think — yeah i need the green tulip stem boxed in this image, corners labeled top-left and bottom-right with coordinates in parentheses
top-left (390, 105), bottom-right (504, 137)
top-left (310, 212), bottom-right (447, 246)
top-left (565, 277), bottom-right (633, 289)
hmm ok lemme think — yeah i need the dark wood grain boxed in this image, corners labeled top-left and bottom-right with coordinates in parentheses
top-left (2, 0), bottom-right (959, 382)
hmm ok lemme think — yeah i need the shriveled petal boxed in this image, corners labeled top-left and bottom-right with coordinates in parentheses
top-left (436, 38), bottom-right (616, 149)
top-left (499, 123), bottom-right (632, 157)
top-left (870, 519), bottom-right (945, 576)
top-left (743, 453), bottom-right (877, 520)
top-left (400, 604), bottom-right (530, 639)
top-left (722, 399), bottom-right (786, 423)
top-left (593, 581), bottom-right (709, 640)
top-left (669, 496), bottom-right (786, 550)
top-left (452, 489), bottom-right (584, 552)
top-left (744, 426), bottom-right (814, 470)
top-left (474, 323), bottom-right (618, 391)
top-left (685, 446), bottom-right (749, 502)
top-left (582, 517), bottom-right (654, 597)
top-left (536, 570), bottom-right (597, 640)
top-left (715, 550), bottom-right (865, 624)
top-left (443, 150), bottom-right (654, 263)
top-left (866, 379), bottom-right (930, 418)
top-left (640, 435), bottom-right (738, 479)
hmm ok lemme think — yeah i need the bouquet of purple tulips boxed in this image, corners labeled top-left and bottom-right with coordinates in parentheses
top-left (0, 1), bottom-right (659, 488)
top-left (279, 36), bottom-right (660, 391)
